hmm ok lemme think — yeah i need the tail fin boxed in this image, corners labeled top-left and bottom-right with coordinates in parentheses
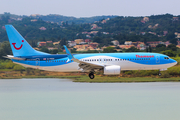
top-left (5, 25), bottom-right (49, 57)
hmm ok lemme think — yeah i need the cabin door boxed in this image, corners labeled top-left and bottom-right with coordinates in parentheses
top-left (36, 58), bottom-right (40, 66)
top-left (156, 55), bottom-right (160, 64)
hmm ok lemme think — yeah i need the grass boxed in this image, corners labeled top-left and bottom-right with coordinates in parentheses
top-left (0, 70), bottom-right (180, 82)
top-left (73, 75), bottom-right (180, 83)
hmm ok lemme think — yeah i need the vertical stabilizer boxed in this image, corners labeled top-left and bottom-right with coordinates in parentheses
top-left (5, 25), bottom-right (49, 56)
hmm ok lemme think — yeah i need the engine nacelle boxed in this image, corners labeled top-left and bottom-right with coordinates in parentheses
top-left (104, 65), bottom-right (121, 75)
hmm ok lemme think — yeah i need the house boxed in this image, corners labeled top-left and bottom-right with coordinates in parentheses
top-left (86, 35), bottom-right (91, 38)
top-left (111, 40), bottom-right (119, 46)
top-left (148, 25), bottom-right (152, 29)
top-left (30, 14), bottom-right (41, 17)
top-left (90, 31), bottom-right (99, 35)
top-left (164, 41), bottom-right (170, 47)
top-left (119, 45), bottom-right (135, 49)
top-left (137, 42), bottom-right (146, 50)
top-left (141, 17), bottom-right (149, 23)
top-left (33, 47), bottom-right (39, 50)
top-left (143, 17), bottom-right (149, 22)
top-left (101, 20), bottom-right (106, 24)
top-left (47, 41), bottom-right (52, 43)
top-left (175, 32), bottom-right (180, 39)
top-left (85, 39), bottom-right (91, 43)
top-left (68, 41), bottom-right (76, 47)
top-left (38, 42), bottom-right (46, 47)
top-left (102, 32), bottom-right (109, 34)
top-left (124, 41), bottom-right (132, 45)
top-left (148, 32), bottom-right (156, 35)
top-left (141, 32), bottom-right (146, 35)
top-left (1, 26), bottom-right (5, 30)
top-left (91, 24), bottom-right (98, 30)
top-left (74, 39), bottom-right (84, 44)
top-left (176, 45), bottom-right (180, 48)
top-left (74, 44), bottom-right (90, 51)
top-left (89, 42), bottom-right (99, 49)
top-left (177, 41), bottom-right (180, 45)
top-left (47, 47), bottom-right (58, 50)
top-left (147, 41), bottom-right (164, 48)
top-left (31, 19), bottom-right (37, 22)
top-left (53, 41), bottom-right (60, 45)
top-left (172, 17), bottom-right (179, 21)
top-left (17, 18), bottom-right (22, 21)
top-left (163, 31), bottom-right (168, 36)
top-left (153, 24), bottom-right (159, 29)
top-left (39, 27), bottom-right (46, 30)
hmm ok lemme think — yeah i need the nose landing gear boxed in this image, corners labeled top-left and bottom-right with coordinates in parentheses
top-left (89, 72), bottom-right (95, 79)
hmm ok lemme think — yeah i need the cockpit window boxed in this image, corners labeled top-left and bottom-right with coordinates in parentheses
top-left (164, 57), bottom-right (169, 59)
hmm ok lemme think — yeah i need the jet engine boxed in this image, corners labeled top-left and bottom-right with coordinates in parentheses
top-left (104, 65), bottom-right (121, 75)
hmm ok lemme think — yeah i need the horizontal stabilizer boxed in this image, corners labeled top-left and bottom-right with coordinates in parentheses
top-left (3, 55), bottom-right (26, 60)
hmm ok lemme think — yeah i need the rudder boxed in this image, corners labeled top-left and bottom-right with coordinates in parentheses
top-left (5, 25), bottom-right (49, 57)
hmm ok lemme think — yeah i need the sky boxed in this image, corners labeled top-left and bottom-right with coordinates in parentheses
top-left (1, 0), bottom-right (180, 18)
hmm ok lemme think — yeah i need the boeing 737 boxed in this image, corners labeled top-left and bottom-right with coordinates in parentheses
top-left (4, 25), bottom-right (177, 79)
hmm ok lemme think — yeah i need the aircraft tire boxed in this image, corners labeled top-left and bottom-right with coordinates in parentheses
top-left (159, 73), bottom-right (161, 76)
top-left (89, 73), bottom-right (95, 79)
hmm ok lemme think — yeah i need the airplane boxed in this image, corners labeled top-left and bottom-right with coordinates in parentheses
top-left (4, 25), bottom-right (177, 79)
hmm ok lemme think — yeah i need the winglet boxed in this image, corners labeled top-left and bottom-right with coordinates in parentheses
top-left (63, 45), bottom-right (74, 62)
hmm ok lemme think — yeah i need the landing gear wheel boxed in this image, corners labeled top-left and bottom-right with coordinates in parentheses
top-left (159, 73), bottom-right (161, 76)
top-left (89, 73), bottom-right (95, 79)
top-left (158, 70), bottom-right (161, 76)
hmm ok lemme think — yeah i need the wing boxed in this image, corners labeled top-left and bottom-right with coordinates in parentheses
top-left (63, 45), bottom-right (104, 72)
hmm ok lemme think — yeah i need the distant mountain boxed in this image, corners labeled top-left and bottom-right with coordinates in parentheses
top-left (30, 14), bottom-right (118, 24)
top-left (0, 12), bottom-right (180, 46)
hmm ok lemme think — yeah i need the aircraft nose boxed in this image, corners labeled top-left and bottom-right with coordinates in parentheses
top-left (172, 59), bottom-right (177, 66)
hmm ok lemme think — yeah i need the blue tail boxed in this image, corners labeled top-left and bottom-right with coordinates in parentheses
top-left (5, 25), bottom-right (49, 57)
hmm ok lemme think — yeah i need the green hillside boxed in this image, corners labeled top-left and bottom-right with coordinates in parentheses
top-left (0, 13), bottom-right (180, 46)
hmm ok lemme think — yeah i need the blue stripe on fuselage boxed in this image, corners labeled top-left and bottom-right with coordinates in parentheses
top-left (12, 53), bottom-right (176, 66)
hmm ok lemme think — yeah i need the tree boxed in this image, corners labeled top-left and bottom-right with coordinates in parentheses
top-left (60, 38), bottom-right (67, 46)
top-left (161, 50), bottom-right (176, 57)
top-left (50, 49), bottom-right (58, 54)
top-left (167, 44), bottom-right (177, 51)
top-left (156, 44), bottom-right (166, 48)
top-left (0, 41), bottom-right (12, 59)
top-left (93, 37), bottom-right (102, 43)
top-left (170, 38), bottom-right (178, 45)
top-left (125, 47), bottom-right (140, 52)
top-left (103, 47), bottom-right (117, 53)
top-left (40, 47), bottom-right (49, 53)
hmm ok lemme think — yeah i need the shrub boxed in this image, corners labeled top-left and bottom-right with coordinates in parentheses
top-left (13, 65), bottom-right (25, 71)
top-left (160, 71), bottom-right (171, 78)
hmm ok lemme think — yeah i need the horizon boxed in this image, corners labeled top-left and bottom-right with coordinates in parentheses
top-left (0, 12), bottom-right (179, 18)
top-left (1, 0), bottom-right (180, 18)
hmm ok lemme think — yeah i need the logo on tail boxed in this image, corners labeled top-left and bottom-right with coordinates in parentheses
top-left (12, 40), bottom-right (24, 50)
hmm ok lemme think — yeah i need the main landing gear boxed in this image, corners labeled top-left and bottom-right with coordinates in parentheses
top-left (89, 72), bottom-right (95, 79)
top-left (159, 70), bottom-right (161, 76)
